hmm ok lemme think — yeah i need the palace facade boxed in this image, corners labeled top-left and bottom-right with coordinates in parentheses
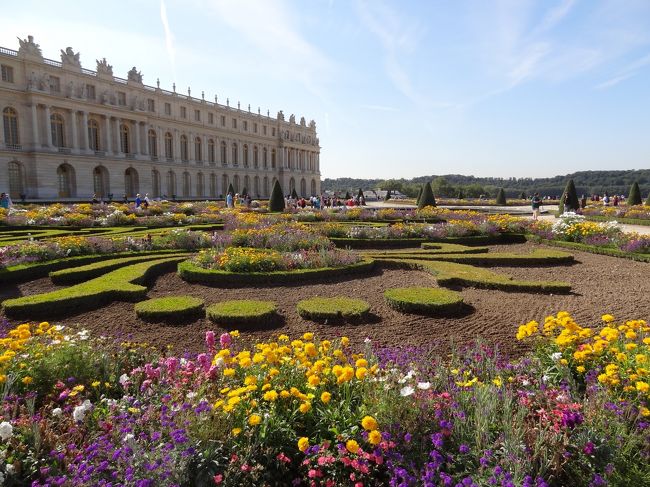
top-left (0, 36), bottom-right (321, 201)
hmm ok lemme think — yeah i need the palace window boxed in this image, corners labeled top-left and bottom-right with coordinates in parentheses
top-left (180, 135), bottom-right (188, 161)
top-left (147, 99), bottom-right (155, 112)
top-left (164, 103), bottom-right (171, 115)
top-left (180, 106), bottom-right (187, 118)
top-left (194, 109), bottom-right (201, 121)
top-left (220, 141), bottom-right (227, 164)
top-left (243, 144), bottom-right (249, 167)
top-left (243, 121), bottom-right (248, 131)
top-left (8, 161), bottom-right (24, 199)
top-left (50, 113), bottom-right (65, 147)
top-left (3, 107), bottom-right (19, 146)
top-left (120, 123), bottom-right (130, 153)
top-left (272, 127), bottom-right (276, 137)
top-left (86, 84), bottom-right (95, 99)
top-left (164, 132), bottom-right (173, 159)
top-left (253, 122), bottom-right (258, 133)
top-left (263, 147), bottom-right (268, 168)
top-left (117, 92), bottom-right (126, 106)
top-left (88, 119), bottom-right (100, 151)
top-left (1, 65), bottom-right (14, 83)
top-left (50, 76), bottom-right (61, 93)
top-left (195, 137), bottom-right (202, 161)
top-left (253, 146), bottom-right (259, 168)
top-left (220, 115), bottom-right (226, 126)
top-left (148, 129), bottom-right (157, 157)
top-left (232, 118), bottom-right (237, 129)
top-left (232, 143), bottom-right (238, 165)
top-left (208, 113), bottom-right (214, 124)
top-left (208, 139), bottom-right (215, 163)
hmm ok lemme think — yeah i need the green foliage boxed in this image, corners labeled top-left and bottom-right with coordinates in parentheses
top-left (562, 179), bottom-right (580, 213)
top-left (227, 183), bottom-right (235, 196)
top-left (241, 187), bottom-right (248, 197)
top-left (206, 300), bottom-right (278, 327)
top-left (384, 189), bottom-right (391, 201)
top-left (646, 192), bottom-right (650, 206)
top-left (520, 191), bottom-right (527, 199)
top-left (384, 287), bottom-right (463, 315)
top-left (368, 248), bottom-right (573, 266)
top-left (292, 188), bottom-right (299, 199)
top-left (2, 257), bottom-right (186, 318)
top-left (268, 180), bottom-right (285, 212)
top-left (296, 297), bottom-right (371, 322)
top-left (344, 191), bottom-right (351, 200)
top-left (495, 188), bottom-right (507, 205)
top-left (357, 188), bottom-right (364, 199)
top-left (628, 181), bottom-right (642, 206)
top-left (415, 186), bottom-right (422, 205)
top-left (134, 295), bottom-right (205, 322)
top-left (417, 183), bottom-right (437, 209)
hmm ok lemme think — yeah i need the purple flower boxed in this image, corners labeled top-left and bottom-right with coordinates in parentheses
top-left (459, 444), bottom-right (470, 454)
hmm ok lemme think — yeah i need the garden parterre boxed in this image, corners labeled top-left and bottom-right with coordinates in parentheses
top-left (0, 314), bottom-right (647, 485)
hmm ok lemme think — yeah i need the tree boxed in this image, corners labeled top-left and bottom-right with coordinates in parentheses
top-left (520, 191), bottom-right (527, 200)
top-left (431, 177), bottom-right (456, 198)
top-left (357, 188), bottom-right (364, 199)
top-left (628, 181), bottom-right (642, 206)
top-left (344, 191), bottom-right (351, 200)
top-left (384, 189), bottom-right (391, 201)
top-left (291, 188), bottom-right (299, 200)
top-left (418, 183), bottom-right (437, 209)
top-left (415, 186), bottom-right (422, 205)
top-left (646, 192), bottom-right (650, 207)
top-left (495, 188), bottom-right (506, 205)
top-left (241, 187), bottom-right (248, 197)
top-left (562, 179), bottom-right (579, 213)
top-left (227, 183), bottom-right (235, 196)
top-left (269, 180), bottom-right (285, 212)
top-left (457, 188), bottom-right (464, 200)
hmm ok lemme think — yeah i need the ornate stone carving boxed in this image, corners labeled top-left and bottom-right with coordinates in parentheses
top-left (60, 47), bottom-right (81, 67)
top-left (300, 116), bottom-right (306, 126)
top-left (17, 35), bottom-right (42, 58)
top-left (127, 67), bottom-right (143, 83)
top-left (277, 110), bottom-right (285, 121)
top-left (309, 120), bottom-right (316, 129)
top-left (289, 114), bottom-right (296, 124)
top-left (96, 58), bottom-right (113, 76)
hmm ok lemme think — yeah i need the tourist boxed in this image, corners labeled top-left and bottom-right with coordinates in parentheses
top-left (135, 194), bottom-right (142, 208)
top-left (92, 193), bottom-right (99, 204)
top-left (226, 192), bottom-right (234, 209)
top-left (531, 192), bottom-right (541, 220)
top-left (122, 193), bottom-right (128, 203)
top-left (603, 192), bottom-right (610, 206)
top-left (0, 192), bottom-right (9, 209)
top-left (613, 195), bottom-right (619, 206)
top-left (143, 193), bottom-right (151, 209)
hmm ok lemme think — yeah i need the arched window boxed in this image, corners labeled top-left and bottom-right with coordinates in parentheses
top-left (195, 137), bottom-right (202, 162)
top-left (300, 178), bottom-right (306, 197)
top-left (208, 139), bottom-right (215, 163)
top-left (51, 113), bottom-right (65, 148)
top-left (182, 171), bottom-right (190, 197)
top-left (263, 147), bottom-right (268, 168)
top-left (124, 168), bottom-right (139, 197)
top-left (263, 176), bottom-right (269, 197)
top-left (289, 177), bottom-right (296, 195)
top-left (166, 170), bottom-right (176, 197)
top-left (233, 175), bottom-right (240, 193)
top-left (164, 132), bottom-right (173, 159)
top-left (3, 107), bottom-right (19, 146)
top-left (232, 143), bottom-right (238, 165)
top-left (180, 135), bottom-right (188, 161)
top-left (243, 144), bottom-right (249, 167)
top-left (57, 163), bottom-right (76, 197)
top-left (93, 165), bottom-right (109, 199)
top-left (120, 123), bottom-right (130, 154)
top-left (311, 179), bottom-right (317, 196)
top-left (220, 141), bottom-right (227, 165)
top-left (244, 175), bottom-right (250, 195)
top-left (88, 119), bottom-right (100, 151)
top-left (197, 172), bottom-right (204, 197)
top-left (271, 149), bottom-right (276, 169)
top-left (254, 176), bottom-right (260, 197)
top-left (148, 130), bottom-right (157, 158)
top-left (8, 161), bottom-right (24, 199)
top-left (152, 169), bottom-right (161, 198)
top-left (209, 173), bottom-right (216, 197)
top-left (253, 146), bottom-right (259, 168)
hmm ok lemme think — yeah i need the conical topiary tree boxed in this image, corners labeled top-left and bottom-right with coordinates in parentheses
top-left (628, 181), bottom-right (642, 206)
top-left (418, 183), bottom-right (437, 209)
top-left (457, 189), bottom-right (464, 200)
top-left (495, 188), bottom-right (506, 205)
top-left (520, 191), bottom-right (527, 200)
top-left (227, 183), bottom-right (235, 196)
top-left (344, 191), bottom-right (351, 200)
top-left (241, 187), bottom-right (248, 197)
top-left (357, 188), bottom-right (364, 199)
top-left (269, 180), bottom-right (285, 212)
top-left (291, 188), bottom-right (299, 200)
top-left (562, 179), bottom-right (579, 213)
top-left (384, 189), bottom-right (391, 201)
top-left (646, 192), bottom-right (650, 207)
top-left (415, 186), bottom-right (422, 205)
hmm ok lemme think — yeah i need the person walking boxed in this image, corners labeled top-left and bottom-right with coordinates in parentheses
top-left (531, 192), bottom-right (541, 221)
top-left (0, 193), bottom-right (9, 209)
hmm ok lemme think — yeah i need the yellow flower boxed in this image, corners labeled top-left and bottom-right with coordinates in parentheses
top-left (91, 381), bottom-right (101, 388)
top-left (263, 390), bottom-right (279, 401)
top-left (346, 439), bottom-right (359, 454)
top-left (298, 437), bottom-right (310, 452)
top-left (307, 375), bottom-right (321, 387)
top-left (248, 414), bottom-right (262, 426)
top-left (22, 376), bottom-right (33, 385)
top-left (576, 366), bottom-right (586, 373)
top-left (361, 415), bottom-right (378, 431)
top-left (341, 337), bottom-right (350, 347)
top-left (321, 391), bottom-right (331, 404)
top-left (355, 358), bottom-right (368, 368)
top-left (602, 314), bottom-right (615, 323)
top-left (636, 381), bottom-right (649, 393)
top-left (232, 428), bottom-right (242, 436)
top-left (355, 367), bottom-right (368, 380)
top-left (299, 402), bottom-right (312, 414)
top-left (303, 332), bottom-right (314, 341)
top-left (223, 368), bottom-right (236, 377)
top-left (368, 430), bottom-right (382, 445)
top-left (492, 377), bottom-right (503, 387)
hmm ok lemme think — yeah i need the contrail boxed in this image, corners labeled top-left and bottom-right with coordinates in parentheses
top-left (160, 0), bottom-right (177, 83)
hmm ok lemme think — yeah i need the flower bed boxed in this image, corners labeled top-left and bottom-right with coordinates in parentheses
top-left (0, 313), bottom-right (647, 485)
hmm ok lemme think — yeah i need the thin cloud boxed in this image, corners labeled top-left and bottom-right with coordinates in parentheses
top-left (360, 104), bottom-right (399, 112)
top-left (596, 52), bottom-right (650, 89)
top-left (160, 0), bottom-right (177, 82)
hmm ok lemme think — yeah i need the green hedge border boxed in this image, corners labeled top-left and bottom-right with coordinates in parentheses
top-left (2, 257), bottom-right (186, 319)
top-left (296, 297), bottom-right (371, 322)
top-left (526, 236), bottom-right (650, 263)
top-left (206, 300), bottom-right (278, 327)
top-left (177, 258), bottom-right (375, 286)
top-left (384, 287), bottom-right (464, 315)
top-left (583, 215), bottom-right (650, 226)
top-left (332, 233), bottom-right (527, 249)
top-left (134, 295), bottom-right (205, 322)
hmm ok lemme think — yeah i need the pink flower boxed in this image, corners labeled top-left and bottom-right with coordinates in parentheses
top-left (213, 474), bottom-right (223, 484)
top-left (205, 331), bottom-right (216, 350)
top-left (220, 333), bottom-right (232, 349)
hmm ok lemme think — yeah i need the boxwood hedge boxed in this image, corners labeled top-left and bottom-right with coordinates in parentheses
top-left (206, 300), bottom-right (278, 327)
top-left (134, 295), bottom-right (205, 322)
top-left (384, 287), bottom-right (464, 315)
top-left (296, 297), bottom-right (371, 322)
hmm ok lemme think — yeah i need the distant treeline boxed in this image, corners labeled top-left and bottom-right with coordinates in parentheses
top-left (322, 169), bottom-right (650, 199)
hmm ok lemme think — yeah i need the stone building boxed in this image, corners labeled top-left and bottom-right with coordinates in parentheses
top-left (0, 36), bottom-right (321, 201)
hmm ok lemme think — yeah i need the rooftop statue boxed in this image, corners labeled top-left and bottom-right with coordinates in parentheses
top-left (17, 35), bottom-right (42, 58)
top-left (128, 66), bottom-right (143, 83)
top-left (61, 47), bottom-right (81, 67)
top-left (277, 110), bottom-right (285, 121)
top-left (96, 58), bottom-right (113, 76)
top-left (289, 114), bottom-right (296, 123)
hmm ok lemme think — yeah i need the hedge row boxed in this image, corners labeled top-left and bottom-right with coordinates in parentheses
top-left (526, 236), bottom-right (650, 263)
top-left (0, 250), bottom-right (190, 284)
top-left (376, 258), bottom-right (571, 294)
top-left (134, 296), bottom-right (205, 322)
top-left (384, 287), bottom-right (464, 315)
top-left (206, 300), bottom-right (278, 328)
top-left (177, 259), bottom-right (376, 286)
top-left (296, 297), bottom-right (371, 322)
top-left (367, 243), bottom-right (490, 256)
top-left (583, 215), bottom-right (650, 227)
top-left (331, 233), bottom-right (527, 249)
top-left (2, 256), bottom-right (186, 319)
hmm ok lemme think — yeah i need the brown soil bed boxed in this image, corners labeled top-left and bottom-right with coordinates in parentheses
top-left (1, 242), bottom-right (648, 358)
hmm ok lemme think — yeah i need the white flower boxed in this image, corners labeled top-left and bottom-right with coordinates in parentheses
top-left (0, 421), bottom-right (13, 440)
top-left (364, 337), bottom-right (371, 344)
top-left (213, 357), bottom-right (225, 368)
top-left (73, 400), bottom-right (92, 423)
top-left (522, 379), bottom-right (530, 386)
top-left (398, 370), bottom-right (415, 384)
top-left (187, 391), bottom-right (197, 399)
top-left (417, 382), bottom-right (431, 390)
top-left (119, 373), bottom-right (130, 386)
top-left (124, 433), bottom-right (134, 442)
top-left (0, 472), bottom-right (5, 483)
top-left (542, 375), bottom-right (550, 383)
top-left (52, 408), bottom-right (63, 417)
top-left (400, 386), bottom-right (415, 397)
top-left (5, 463), bottom-right (15, 475)
top-left (551, 352), bottom-right (563, 361)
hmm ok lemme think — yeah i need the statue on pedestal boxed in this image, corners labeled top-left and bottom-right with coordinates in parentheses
top-left (18, 35), bottom-right (42, 58)
top-left (127, 67), bottom-right (143, 83)
top-left (289, 114), bottom-right (296, 124)
top-left (96, 58), bottom-right (113, 76)
top-left (60, 47), bottom-right (81, 67)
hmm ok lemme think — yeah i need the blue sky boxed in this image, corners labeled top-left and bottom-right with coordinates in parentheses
top-left (3, 0), bottom-right (650, 179)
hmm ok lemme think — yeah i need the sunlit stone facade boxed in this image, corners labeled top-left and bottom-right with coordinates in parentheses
top-left (0, 36), bottom-right (321, 201)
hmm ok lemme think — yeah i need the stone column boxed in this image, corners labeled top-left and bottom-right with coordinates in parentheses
top-left (174, 129), bottom-right (180, 161)
top-left (44, 105), bottom-right (53, 148)
top-left (142, 125), bottom-right (149, 156)
top-left (81, 111), bottom-right (89, 152)
top-left (188, 131), bottom-right (194, 162)
top-left (238, 140), bottom-right (243, 166)
top-left (134, 121), bottom-right (141, 155)
top-left (31, 104), bottom-right (39, 149)
top-left (70, 110), bottom-right (78, 151)
top-left (157, 127), bottom-right (163, 159)
top-left (105, 115), bottom-right (112, 154)
top-left (115, 118), bottom-right (122, 154)
top-left (202, 135), bottom-right (207, 163)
